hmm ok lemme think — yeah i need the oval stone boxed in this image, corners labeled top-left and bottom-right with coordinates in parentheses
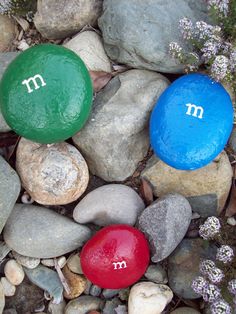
top-left (0, 44), bottom-right (93, 144)
top-left (150, 73), bottom-right (233, 170)
top-left (80, 225), bottom-right (150, 289)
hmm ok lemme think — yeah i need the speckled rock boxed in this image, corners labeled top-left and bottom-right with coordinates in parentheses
top-left (138, 193), bottom-right (192, 262)
top-left (16, 138), bottom-right (89, 205)
top-left (0, 156), bottom-right (21, 233)
top-left (141, 151), bottom-right (232, 216)
top-left (0, 15), bottom-right (17, 52)
top-left (171, 307), bottom-right (201, 314)
top-left (3, 204), bottom-right (91, 258)
top-left (73, 184), bottom-right (144, 226)
top-left (34, 0), bottom-right (103, 39)
top-left (65, 31), bottom-right (111, 72)
top-left (98, 0), bottom-right (209, 73)
top-left (12, 251), bottom-right (40, 269)
top-left (168, 238), bottom-right (217, 299)
top-left (1, 277), bottom-right (15, 297)
top-left (144, 264), bottom-right (168, 284)
top-left (4, 260), bottom-right (24, 286)
top-left (62, 265), bottom-right (87, 299)
top-left (65, 296), bottom-right (104, 314)
top-left (73, 70), bottom-right (169, 181)
top-left (128, 282), bottom-right (173, 314)
top-left (24, 265), bottom-right (63, 303)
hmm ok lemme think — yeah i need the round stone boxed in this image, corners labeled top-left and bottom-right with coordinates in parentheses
top-left (80, 225), bottom-right (150, 289)
top-left (150, 73), bottom-right (233, 170)
top-left (0, 44), bottom-right (93, 144)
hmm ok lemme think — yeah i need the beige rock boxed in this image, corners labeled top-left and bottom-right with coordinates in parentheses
top-left (171, 307), bottom-right (201, 314)
top-left (141, 151), bottom-right (232, 216)
top-left (65, 31), bottom-right (111, 72)
top-left (0, 15), bottom-right (17, 52)
top-left (41, 256), bottom-right (66, 268)
top-left (1, 277), bottom-right (16, 297)
top-left (4, 259), bottom-right (25, 286)
top-left (67, 253), bottom-right (83, 274)
top-left (12, 251), bottom-right (40, 269)
top-left (0, 282), bottom-right (5, 313)
top-left (128, 282), bottom-right (173, 314)
top-left (62, 265), bottom-right (87, 299)
top-left (16, 138), bottom-right (89, 205)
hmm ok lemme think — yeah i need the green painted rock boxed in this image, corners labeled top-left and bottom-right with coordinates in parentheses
top-left (0, 44), bottom-right (93, 144)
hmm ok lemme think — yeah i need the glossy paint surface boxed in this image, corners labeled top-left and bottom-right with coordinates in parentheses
top-left (0, 44), bottom-right (93, 144)
top-left (150, 73), bottom-right (233, 170)
top-left (80, 224), bottom-right (150, 289)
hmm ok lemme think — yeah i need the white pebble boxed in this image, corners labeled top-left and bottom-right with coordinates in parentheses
top-left (41, 256), bottom-right (66, 268)
top-left (192, 212), bottom-right (200, 219)
top-left (0, 277), bottom-right (16, 296)
top-left (227, 217), bottom-right (236, 226)
top-left (12, 251), bottom-right (40, 269)
top-left (4, 259), bottom-right (25, 285)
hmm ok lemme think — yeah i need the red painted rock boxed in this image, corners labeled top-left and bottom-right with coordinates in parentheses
top-left (80, 224), bottom-right (150, 289)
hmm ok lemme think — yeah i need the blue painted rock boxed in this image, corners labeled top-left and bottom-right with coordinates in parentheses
top-left (150, 73), bottom-right (233, 170)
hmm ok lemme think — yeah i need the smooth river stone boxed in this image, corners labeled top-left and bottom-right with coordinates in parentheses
top-left (73, 184), bottom-right (145, 226)
top-left (3, 204), bottom-right (91, 258)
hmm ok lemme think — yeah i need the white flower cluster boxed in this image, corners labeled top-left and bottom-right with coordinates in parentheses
top-left (0, 0), bottom-right (12, 14)
top-left (199, 216), bottom-right (221, 240)
top-left (216, 245), bottom-right (234, 263)
top-left (169, 42), bottom-right (183, 59)
top-left (208, 0), bottom-right (230, 17)
top-left (211, 55), bottom-right (230, 81)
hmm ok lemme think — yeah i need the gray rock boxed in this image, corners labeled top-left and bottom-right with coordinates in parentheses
top-left (138, 193), bottom-right (192, 262)
top-left (5, 277), bottom-right (44, 313)
top-left (229, 124), bottom-right (236, 153)
top-left (168, 238), bottom-right (217, 299)
top-left (118, 288), bottom-right (130, 301)
top-left (103, 298), bottom-right (122, 314)
top-left (73, 69), bottom-right (169, 181)
top-left (12, 251), bottom-right (40, 269)
top-left (98, 0), bottom-right (209, 73)
top-left (115, 305), bottom-right (128, 314)
top-left (24, 265), bottom-right (63, 303)
top-left (102, 289), bottom-right (120, 299)
top-left (3, 204), bottom-right (91, 258)
top-left (65, 295), bottom-right (104, 314)
top-left (0, 15), bottom-right (17, 52)
top-left (141, 151), bottom-right (232, 216)
top-left (34, 0), bottom-right (103, 39)
top-left (171, 307), bottom-right (201, 314)
top-left (0, 282), bottom-right (5, 314)
top-left (0, 241), bottom-right (11, 261)
top-left (84, 281), bottom-right (92, 295)
top-left (90, 285), bottom-right (102, 297)
top-left (0, 156), bottom-right (21, 233)
top-left (48, 299), bottom-right (66, 314)
top-left (73, 184), bottom-right (144, 226)
top-left (67, 253), bottom-right (83, 274)
top-left (144, 264), bottom-right (168, 284)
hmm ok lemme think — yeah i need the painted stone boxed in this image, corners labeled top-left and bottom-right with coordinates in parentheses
top-left (0, 44), bottom-right (93, 144)
top-left (150, 73), bottom-right (233, 170)
top-left (80, 225), bottom-right (150, 289)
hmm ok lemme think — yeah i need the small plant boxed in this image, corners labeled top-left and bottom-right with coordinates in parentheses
top-left (0, 0), bottom-right (36, 16)
top-left (169, 0), bottom-right (236, 102)
top-left (192, 216), bottom-right (235, 313)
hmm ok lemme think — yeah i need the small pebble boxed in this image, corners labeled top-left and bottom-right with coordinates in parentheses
top-left (90, 285), bottom-right (102, 297)
top-left (62, 265), bottom-right (87, 299)
top-left (118, 288), bottom-right (130, 301)
top-left (67, 253), bottom-right (83, 274)
top-left (12, 251), bottom-right (40, 269)
top-left (102, 289), bottom-right (120, 299)
top-left (4, 259), bottom-right (25, 285)
top-left (227, 217), bottom-right (236, 226)
top-left (41, 256), bottom-right (66, 268)
top-left (115, 305), bottom-right (128, 314)
top-left (1, 277), bottom-right (16, 296)
top-left (48, 298), bottom-right (66, 314)
top-left (192, 212), bottom-right (201, 219)
top-left (144, 264), bottom-right (168, 284)
top-left (103, 298), bottom-right (122, 314)
top-left (84, 280), bottom-right (92, 295)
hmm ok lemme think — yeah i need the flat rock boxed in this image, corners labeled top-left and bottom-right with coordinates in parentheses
top-left (3, 204), bottom-right (91, 258)
top-left (168, 238), bottom-right (217, 299)
top-left (0, 156), bottom-right (21, 233)
top-left (24, 265), bottom-right (63, 303)
top-left (73, 69), bottom-right (169, 181)
top-left (65, 31), bottom-right (111, 72)
top-left (98, 0), bottom-right (209, 73)
top-left (141, 151), bottom-right (232, 217)
top-left (138, 193), bottom-right (192, 262)
top-left (171, 307), bottom-right (201, 314)
top-left (16, 139), bottom-right (89, 205)
top-left (34, 0), bottom-right (103, 39)
top-left (73, 184), bottom-right (145, 226)
top-left (65, 295), bottom-right (104, 314)
top-left (0, 15), bottom-right (17, 52)
top-left (128, 282), bottom-right (173, 314)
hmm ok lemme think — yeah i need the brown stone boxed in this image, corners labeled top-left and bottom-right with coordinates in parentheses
top-left (62, 265), bottom-right (87, 299)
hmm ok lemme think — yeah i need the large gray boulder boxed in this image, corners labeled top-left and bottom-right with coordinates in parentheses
top-left (73, 69), bottom-right (169, 181)
top-left (0, 156), bottom-right (21, 233)
top-left (3, 204), bottom-right (91, 258)
top-left (98, 0), bottom-right (209, 73)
